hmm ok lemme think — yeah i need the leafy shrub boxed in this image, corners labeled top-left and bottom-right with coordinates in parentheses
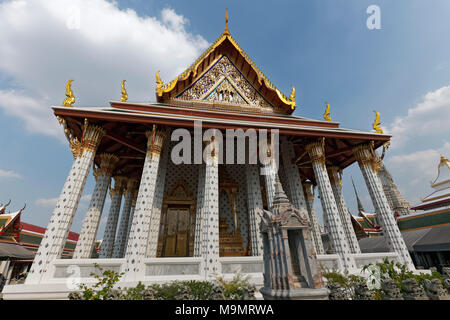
top-left (70, 265), bottom-right (255, 300)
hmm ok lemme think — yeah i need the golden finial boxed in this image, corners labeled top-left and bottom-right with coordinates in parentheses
top-left (373, 110), bottom-right (383, 134)
top-left (120, 80), bottom-right (128, 102)
top-left (289, 86), bottom-right (296, 110)
top-left (439, 154), bottom-right (450, 170)
top-left (323, 102), bottom-right (331, 121)
top-left (224, 8), bottom-right (230, 35)
top-left (62, 80), bottom-right (75, 107)
top-left (156, 71), bottom-right (163, 97)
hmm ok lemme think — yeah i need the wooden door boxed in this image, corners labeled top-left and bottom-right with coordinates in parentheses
top-left (163, 207), bottom-right (190, 257)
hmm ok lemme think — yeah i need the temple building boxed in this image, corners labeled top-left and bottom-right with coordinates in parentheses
top-left (3, 12), bottom-right (416, 299)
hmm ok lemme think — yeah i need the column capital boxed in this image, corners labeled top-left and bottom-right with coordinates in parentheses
top-left (303, 181), bottom-right (315, 200)
top-left (327, 166), bottom-right (343, 187)
top-left (70, 120), bottom-right (106, 159)
top-left (124, 178), bottom-right (139, 197)
top-left (352, 142), bottom-right (381, 173)
top-left (131, 189), bottom-right (138, 207)
top-left (305, 138), bottom-right (326, 168)
top-left (110, 176), bottom-right (127, 198)
top-left (93, 153), bottom-right (119, 179)
top-left (145, 126), bottom-right (166, 159)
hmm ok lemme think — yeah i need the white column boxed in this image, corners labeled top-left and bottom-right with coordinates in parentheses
top-left (245, 164), bottom-right (264, 256)
top-left (306, 139), bottom-right (356, 270)
top-left (124, 191), bottom-right (137, 251)
top-left (73, 154), bottom-right (118, 259)
top-left (280, 139), bottom-right (319, 245)
top-left (98, 176), bottom-right (127, 258)
top-left (123, 128), bottom-right (166, 280)
top-left (327, 166), bottom-right (361, 254)
top-left (146, 133), bottom-right (169, 257)
top-left (113, 178), bottom-right (138, 258)
top-left (302, 182), bottom-right (325, 255)
top-left (262, 161), bottom-right (277, 209)
top-left (199, 135), bottom-right (221, 278)
top-left (353, 143), bottom-right (415, 269)
top-left (194, 164), bottom-right (206, 257)
top-left (26, 123), bottom-right (105, 284)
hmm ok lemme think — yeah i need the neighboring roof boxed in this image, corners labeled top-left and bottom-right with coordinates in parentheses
top-left (413, 225), bottom-right (450, 252)
top-left (358, 226), bottom-right (450, 253)
top-left (0, 242), bottom-right (35, 260)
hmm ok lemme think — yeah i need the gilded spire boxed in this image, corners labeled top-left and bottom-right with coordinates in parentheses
top-left (120, 80), bottom-right (128, 102)
top-left (224, 8), bottom-right (230, 35)
top-left (323, 102), bottom-right (331, 121)
top-left (373, 110), bottom-right (383, 134)
top-left (62, 80), bottom-right (75, 107)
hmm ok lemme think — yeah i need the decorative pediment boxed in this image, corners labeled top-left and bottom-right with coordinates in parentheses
top-left (155, 23), bottom-right (297, 114)
top-left (177, 56), bottom-right (276, 112)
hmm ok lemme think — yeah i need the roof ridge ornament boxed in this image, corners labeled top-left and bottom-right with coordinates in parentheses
top-left (224, 8), bottom-right (230, 35)
top-left (324, 102), bottom-right (331, 121)
top-left (120, 80), bottom-right (128, 102)
top-left (373, 110), bottom-right (383, 133)
top-left (63, 80), bottom-right (75, 107)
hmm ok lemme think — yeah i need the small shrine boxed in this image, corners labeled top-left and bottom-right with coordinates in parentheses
top-left (258, 178), bottom-right (329, 300)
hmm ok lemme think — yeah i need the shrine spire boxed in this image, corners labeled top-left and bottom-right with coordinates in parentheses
top-left (224, 8), bottom-right (230, 35)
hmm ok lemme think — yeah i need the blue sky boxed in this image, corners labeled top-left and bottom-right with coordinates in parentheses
top-left (0, 0), bottom-right (449, 236)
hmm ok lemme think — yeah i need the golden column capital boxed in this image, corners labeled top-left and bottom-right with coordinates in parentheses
top-left (93, 153), bottom-right (120, 179)
top-left (109, 176), bottom-right (127, 198)
top-left (303, 181), bottom-right (315, 200)
top-left (131, 189), bottom-right (138, 207)
top-left (327, 166), bottom-right (343, 187)
top-left (71, 119), bottom-right (106, 159)
top-left (124, 178), bottom-right (139, 197)
top-left (352, 142), bottom-right (381, 173)
top-left (305, 138), bottom-right (326, 168)
top-left (145, 126), bottom-right (166, 160)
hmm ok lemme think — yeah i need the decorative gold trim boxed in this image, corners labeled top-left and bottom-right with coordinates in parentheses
top-left (120, 80), bottom-right (128, 102)
top-left (155, 22), bottom-right (295, 111)
top-left (305, 138), bottom-right (326, 169)
top-left (145, 125), bottom-right (166, 160)
top-left (327, 166), bottom-right (342, 187)
top-left (323, 102), bottom-right (331, 121)
top-left (109, 176), bottom-right (127, 198)
top-left (62, 80), bottom-right (75, 107)
top-left (373, 110), bottom-right (383, 134)
top-left (352, 141), bottom-right (382, 173)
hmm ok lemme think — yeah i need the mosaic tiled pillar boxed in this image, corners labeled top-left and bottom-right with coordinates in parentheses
top-left (98, 176), bottom-right (127, 258)
top-left (194, 164), bottom-right (206, 257)
top-left (245, 164), bottom-right (264, 256)
top-left (302, 182), bottom-right (325, 255)
top-left (26, 123), bottom-right (105, 284)
top-left (262, 160), bottom-right (277, 209)
top-left (280, 138), bottom-right (312, 222)
top-left (200, 136), bottom-right (220, 278)
top-left (124, 191), bottom-right (138, 251)
top-left (112, 179), bottom-right (138, 258)
top-left (306, 139), bottom-right (356, 270)
top-left (146, 133), bottom-right (169, 257)
top-left (327, 166), bottom-right (361, 254)
top-left (73, 154), bottom-right (119, 259)
top-left (353, 143), bottom-right (414, 269)
top-left (123, 128), bottom-right (166, 279)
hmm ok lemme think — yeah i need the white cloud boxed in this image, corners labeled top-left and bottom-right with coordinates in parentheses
top-left (0, 0), bottom-right (208, 138)
top-left (0, 168), bottom-right (22, 179)
top-left (386, 85), bottom-right (450, 149)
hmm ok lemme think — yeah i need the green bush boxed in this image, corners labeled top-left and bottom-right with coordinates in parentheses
top-left (70, 265), bottom-right (255, 300)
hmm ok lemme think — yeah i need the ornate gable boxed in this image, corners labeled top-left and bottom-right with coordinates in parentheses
top-left (177, 56), bottom-right (277, 113)
top-left (155, 12), bottom-right (296, 114)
